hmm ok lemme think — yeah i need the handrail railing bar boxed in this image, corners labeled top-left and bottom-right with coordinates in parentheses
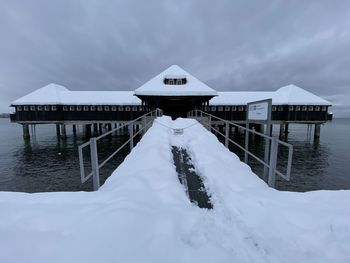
top-left (81, 172), bottom-right (93, 183)
top-left (192, 110), bottom-right (272, 139)
top-left (98, 118), bottom-right (156, 169)
top-left (202, 121), bottom-right (270, 168)
top-left (98, 139), bottom-right (132, 169)
top-left (95, 110), bottom-right (157, 140)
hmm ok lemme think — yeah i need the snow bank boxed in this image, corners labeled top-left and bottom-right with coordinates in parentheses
top-left (0, 117), bottom-right (348, 263)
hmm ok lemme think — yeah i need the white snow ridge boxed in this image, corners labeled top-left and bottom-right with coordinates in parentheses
top-left (0, 117), bottom-right (349, 263)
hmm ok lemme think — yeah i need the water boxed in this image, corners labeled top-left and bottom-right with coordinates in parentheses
top-left (0, 118), bottom-right (350, 192)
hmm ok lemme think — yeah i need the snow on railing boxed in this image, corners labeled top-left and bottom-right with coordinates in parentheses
top-left (188, 109), bottom-right (293, 188)
top-left (78, 109), bottom-right (163, 191)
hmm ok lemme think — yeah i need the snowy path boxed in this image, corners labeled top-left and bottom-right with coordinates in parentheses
top-left (0, 116), bottom-right (349, 263)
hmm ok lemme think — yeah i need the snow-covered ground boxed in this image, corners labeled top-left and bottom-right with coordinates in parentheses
top-left (0, 117), bottom-right (349, 263)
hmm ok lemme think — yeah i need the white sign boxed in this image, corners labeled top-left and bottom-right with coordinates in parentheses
top-left (248, 101), bottom-right (269, 121)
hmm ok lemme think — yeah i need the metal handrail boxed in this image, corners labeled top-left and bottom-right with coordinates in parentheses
top-left (188, 109), bottom-right (293, 188)
top-left (78, 109), bottom-right (163, 190)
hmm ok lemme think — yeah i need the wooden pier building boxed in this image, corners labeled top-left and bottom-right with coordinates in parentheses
top-left (10, 65), bottom-right (332, 139)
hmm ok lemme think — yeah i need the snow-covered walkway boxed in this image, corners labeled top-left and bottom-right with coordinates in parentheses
top-left (0, 116), bottom-right (349, 263)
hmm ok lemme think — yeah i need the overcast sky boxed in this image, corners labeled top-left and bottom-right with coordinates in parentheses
top-left (1, 0), bottom-right (349, 116)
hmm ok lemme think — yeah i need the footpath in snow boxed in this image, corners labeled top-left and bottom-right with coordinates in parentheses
top-left (0, 116), bottom-right (349, 263)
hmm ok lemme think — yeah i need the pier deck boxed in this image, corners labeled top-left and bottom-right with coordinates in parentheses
top-left (0, 117), bottom-right (349, 263)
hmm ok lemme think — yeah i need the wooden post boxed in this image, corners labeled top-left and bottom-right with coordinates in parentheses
top-left (93, 123), bottom-right (98, 137)
top-left (72, 125), bottom-right (77, 137)
top-left (60, 124), bottom-right (67, 139)
top-left (22, 124), bottom-right (30, 140)
top-left (314, 124), bottom-right (321, 140)
top-left (284, 124), bottom-right (289, 139)
top-left (84, 124), bottom-right (91, 138)
top-left (56, 124), bottom-right (60, 137)
top-left (279, 124), bottom-right (285, 138)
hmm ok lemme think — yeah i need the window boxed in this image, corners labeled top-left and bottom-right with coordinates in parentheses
top-left (104, 106), bottom-right (110, 111)
top-left (289, 106), bottom-right (294, 111)
top-left (315, 106), bottom-right (320, 111)
top-left (211, 106), bottom-right (216, 111)
top-left (295, 106), bottom-right (301, 111)
top-left (51, 106), bottom-right (57, 111)
top-left (321, 106), bottom-right (327, 111)
top-left (17, 106), bottom-right (22, 111)
top-left (225, 106), bottom-right (230, 111)
top-left (272, 106), bottom-right (277, 111)
top-left (76, 106), bottom-right (82, 111)
top-left (302, 106), bottom-right (307, 111)
top-left (83, 106), bottom-right (89, 111)
top-left (30, 106), bottom-right (36, 111)
top-left (37, 106), bottom-right (43, 111)
top-left (218, 106), bottom-right (223, 111)
top-left (132, 106), bottom-right (138, 111)
top-left (44, 106), bottom-right (50, 111)
top-left (24, 106), bottom-right (29, 111)
top-left (125, 106), bottom-right (131, 111)
top-left (118, 106), bottom-right (124, 111)
top-left (232, 106), bottom-right (237, 111)
top-left (164, 77), bottom-right (187, 85)
top-left (176, 79), bottom-right (182, 85)
top-left (308, 106), bottom-right (314, 111)
top-left (139, 106), bottom-right (143, 111)
top-left (278, 106), bottom-right (283, 111)
top-left (111, 106), bottom-right (117, 111)
top-left (90, 106), bottom-right (96, 111)
top-left (97, 106), bottom-right (103, 111)
top-left (238, 106), bottom-right (244, 111)
top-left (63, 106), bottom-right (68, 111)
top-left (69, 106), bottom-right (75, 111)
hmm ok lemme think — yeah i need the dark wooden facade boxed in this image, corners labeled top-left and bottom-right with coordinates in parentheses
top-left (202, 105), bottom-right (330, 123)
top-left (11, 103), bottom-right (330, 123)
top-left (137, 95), bottom-right (213, 119)
top-left (10, 105), bottom-right (147, 123)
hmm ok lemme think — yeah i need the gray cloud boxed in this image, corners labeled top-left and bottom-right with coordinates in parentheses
top-left (1, 0), bottom-right (349, 116)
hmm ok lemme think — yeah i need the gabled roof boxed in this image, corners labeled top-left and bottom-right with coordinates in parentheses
top-left (11, 84), bottom-right (141, 105)
top-left (210, 84), bottom-right (331, 106)
top-left (134, 65), bottom-right (218, 97)
top-left (11, 84), bottom-right (68, 105)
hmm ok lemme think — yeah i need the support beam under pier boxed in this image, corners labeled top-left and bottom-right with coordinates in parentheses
top-left (60, 124), bottom-right (67, 139)
top-left (314, 124), bottom-right (321, 140)
top-left (22, 124), bottom-right (30, 140)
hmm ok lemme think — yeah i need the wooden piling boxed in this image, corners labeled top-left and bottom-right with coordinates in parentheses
top-left (314, 124), bottom-right (321, 140)
top-left (60, 124), bottom-right (67, 139)
top-left (72, 125), bottom-right (77, 137)
top-left (22, 124), bottom-right (30, 140)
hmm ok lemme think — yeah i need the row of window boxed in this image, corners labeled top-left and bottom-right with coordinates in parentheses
top-left (163, 78), bottom-right (187, 85)
top-left (204, 105), bottom-right (327, 112)
top-left (16, 105), bottom-right (143, 112)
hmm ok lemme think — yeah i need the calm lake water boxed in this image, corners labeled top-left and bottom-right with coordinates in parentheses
top-left (0, 118), bottom-right (349, 192)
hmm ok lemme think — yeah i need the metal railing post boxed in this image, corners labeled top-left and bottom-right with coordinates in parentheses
top-left (208, 115), bottom-right (212, 132)
top-left (268, 137), bottom-right (278, 188)
top-left (89, 137), bottom-right (100, 191)
top-left (225, 122), bottom-right (229, 148)
top-left (244, 123), bottom-right (249, 163)
top-left (129, 123), bottom-right (134, 151)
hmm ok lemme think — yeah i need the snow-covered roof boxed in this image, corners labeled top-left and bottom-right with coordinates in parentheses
top-left (11, 84), bottom-right (140, 105)
top-left (11, 82), bottom-right (331, 107)
top-left (210, 85), bottom-right (331, 106)
top-left (134, 65), bottom-right (218, 97)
